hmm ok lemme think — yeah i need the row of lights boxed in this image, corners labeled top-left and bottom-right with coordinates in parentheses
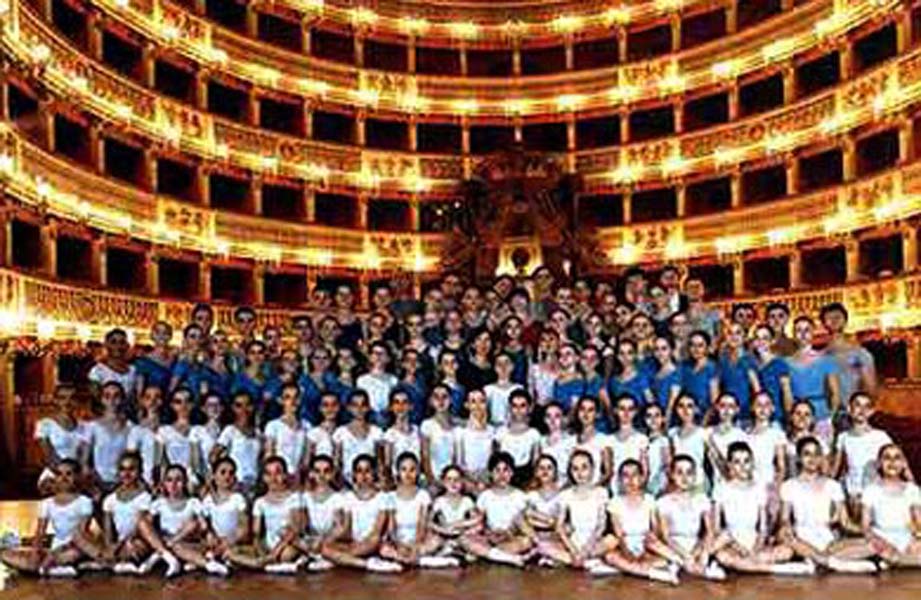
top-left (72, 0), bottom-right (899, 117)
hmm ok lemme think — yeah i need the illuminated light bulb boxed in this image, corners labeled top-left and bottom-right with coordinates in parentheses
top-left (453, 98), bottom-right (479, 114)
top-left (765, 132), bottom-right (795, 154)
top-left (300, 79), bottom-right (329, 96)
top-left (77, 324), bottom-right (93, 341)
top-left (400, 16), bottom-right (429, 35)
top-left (71, 75), bottom-right (89, 91)
top-left (356, 169), bottom-right (380, 189)
top-left (410, 251), bottom-right (430, 272)
top-left (658, 71), bottom-right (686, 94)
top-left (160, 25), bottom-right (180, 41)
top-left (713, 146), bottom-right (743, 166)
top-left (762, 38), bottom-right (796, 61)
top-left (664, 236), bottom-right (687, 259)
top-left (767, 227), bottom-right (792, 245)
top-left (504, 98), bottom-right (531, 115)
top-left (29, 44), bottom-right (51, 64)
top-left (0, 153), bottom-right (14, 174)
top-left (660, 153), bottom-right (686, 177)
top-left (656, 0), bottom-right (683, 10)
top-left (113, 0), bottom-right (130, 8)
top-left (404, 173), bottom-right (430, 193)
top-left (449, 21), bottom-right (478, 39)
top-left (555, 94), bottom-right (584, 111)
top-left (711, 59), bottom-right (740, 80)
top-left (214, 239), bottom-right (231, 256)
top-left (351, 7), bottom-right (378, 26)
top-left (160, 122), bottom-right (182, 145)
top-left (354, 87), bottom-right (380, 107)
top-left (36, 179), bottom-right (52, 198)
top-left (36, 320), bottom-right (55, 338)
top-left (609, 84), bottom-right (638, 104)
top-left (304, 163), bottom-right (330, 181)
top-left (298, 0), bottom-right (324, 10)
top-left (112, 103), bottom-right (133, 119)
top-left (208, 48), bottom-right (228, 65)
top-left (399, 92), bottom-right (429, 112)
top-left (502, 20), bottom-right (524, 37)
top-left (551, 15), bottom-right (583, 34)
top-left (0, 310), bottom-right (17, 333)
top-left (610, 162), bottom-right (639, 184)
top-left (214, 143), bottom-right (229, 159)
top-left (253, 66), bottom-right (280, 86)
top-left (603, 7), bottom-right (631, 25)
top-left (612, 244), bottom-right (639, 265)
top-left (260, 155), bottom-right (279, 172)
top-left (814, 12), bottom-right (848, 38)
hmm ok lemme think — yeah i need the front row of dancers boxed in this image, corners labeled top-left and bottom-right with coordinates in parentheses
top-left (3, 432), bottom-right (920, 584)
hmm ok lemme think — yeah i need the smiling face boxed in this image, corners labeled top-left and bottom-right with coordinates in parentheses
top-left (798, 440), bottom-right (823, 474)
top-left (465, 390), bottom-right (487, 421)
top-left (170, 390), bottom-right (192, 419)
top-left (397, 457), bottom-right (419, 487)
top-left (491, 460), bottom-right (513, 487)
top-left (794, 319), bottom-right (813, 346)
top-left (319, 394), bottom-right (340, 422)
top-left (235, 311), bottom-right (256, 338)
top-left (848, 393), bottom-right (874, 425)
top-left (534, 456), bottom-right (557, 486)
top-left (767, 307), bottom-right (789, 336)
top-left (790, 402), bottom-right (815, 433)
top-left (430, 386), bottom-right (451, 414)
top-left (310, 458), bottom-right (334, 487)
top-left (54, 386), bottom-right (76, 414)
top-left (558, 344), bottom-right (578, 370)
top-left (509, 394), bottom-right (531, 423)
top-left (348, 393), bottom-right (371, 421)
top-left (203, 394), bottom-right (223, 422)
top-left (717, 394), bottom-right (739, 424)
top-left (617, 340), bottom-right (636, 367)
top-left (878, 445), bottom-right (907, 480)
top-left (688, 333), bottom-right (709, 360)
top-left (192, 307), bottom-right (213, 335)
top-left (151, 321), bottom-right (173, 346)
top-left (442, 467), bottom-right (464, 494)
top-left (246, 343), bottom-right (266, 367)
top-left (653, 337), bottom-right (673, 364)
top-left (280, 386), bottom-right (300, 415)
top-left (263, 459), bottom-right (287, 492)
top-left (752, 326), bottom-right (774, 356)
top-left (752, 392), bottom-right (774, 422)
top-left (390, 391), bottom-right (411, 419)
top-left (54, 462), bottom-right (79, 493)
top-left (100, 384), bottom-right (124, 414)
top-left (232, 394), bottom-right (253, 423)
top-left (615, 397), bottom-right (637, 428)
top-left (644, 404), bottom-right (665, 433)
top-left (117, 456), bottom-right (140, 487)
top-left (105, 331), bottom-right (129, 360)
top-left (569, 453), bottom-right (593, 486)
top-left (162, 467), bottom-right (187, 499)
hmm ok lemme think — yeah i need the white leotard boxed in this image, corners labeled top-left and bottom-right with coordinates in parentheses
top-left (574, 433), bottom-right (612, 485)
top-left (103, 490), bottom-right (152, 542)
top-left (476, 488), bottom-right (527, 532)
top-left (495, 427), bottom-right (540, 468)
top-left (558, 487), bottom-right (609, 550)
top-left (84, 419), bottom-right (131, 484)
top-left (609, 431), bottom-right (649, 495)
top-left (655, 492), bottom-right (711, 553)
top-left (608, 494), bottom-right (656, 555)
top-left (780, 477), bottom-right (843, 551)
top-left (126, 424), bottom-right (159, 485)
top-left (307, 426), bottom-right (335, 459)
top-left (647, 435), bottom-right (670, 495)
top-left (862, 481), bottom-right (921, 553)
top-left (420, 419), bottom-right (456, 479)
top-left (835, 428), bottom-right (892, 495)
top-left (389, 489), bottom-right (432, 544)
top-left (253, 492), bottom-right (301, 548)
top-left (713, 481), bottom-right (767, 550)
top-left (189, 424), bottom-right (220, 475)
top-left (301, 491), bottom-right (342, 536)
top-left (539, 434), bottom-right (576, 486)
top-left (333, 425), bottom-right (383, 482)
top-left (747, 425), bottom-right (786, 488)
top-left (39, 495), bottom-right (94, 549)
top-left (431, 495), bottom-right (475, 532)
top-left (264, 418), bottom-right (309, 475)
top-left (217, 425), bottom-right (262, 485)
top-left (456, 425), bottom-right (495, 477)
top-left (201, 493), bottom-right (247, 541)
top-left (158, 425), bottom-right (195, 469)
top-left (526, 489), bottom-right (562, 525)
top-left (384, 425), bottom-right (422, 477)
top-left (34, 418), bottom-right (85, 463)
top-left (340, 491), bottom-right (391, 541)
top-left (150, 497), bottom-right (202, 537)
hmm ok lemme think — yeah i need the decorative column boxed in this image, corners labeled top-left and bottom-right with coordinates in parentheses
top-left (252, 264), bottom-right (265, 305)
top-left (730, 168), bottom-right (743, 208)
top-left (86, 11), bottom-right (103, 62)
top-left (197, 166), bottom-right (211, 205)
top-left (676, 184), bottom-right (687, 217)
top-left (623, 192), bottom-right (633, 224)
top-left (40, 221), bottom-right (57, 277)
top-left (459, 44), bottom-right (468, 76)
top-left (146, 252), bottom-right (159, 296)
top-left (407, 37), bottom-right (417, 73)
top-left (89, 124), bottom-right (104, 174)
top-left (461, 116), bottom-right (472, 179)
top-left (896, 7), bottom-right (912, 54)
top-left (726, 0), bottom-right (738, 34)
top-left (0, 349), bottom-right (15, 471)
top-left (303, 100), bottom-right (314, 139)
top-left (512, 40), bottom-right (522, 77)
top-left (143, 147), bottom-right (157, 191)
top-left (728, 82), bottom-right (740, 121)
top-left (565, 115), bottom-right (576, 173)
top-left (357, 193), bottom-right (369, 229)
top-left (354, 33), bottom-right (365, 68)
top-left (789, 248), bottom-right (802, 289)
top-left (907, 335), bottom-right (921, 380)
top-left (617, 27), bottom-right (628, 63)
top-left (899, 116), bottom-right (914, 163)
top-left (198, 260), bottom-right (211, 301)
top-left (301, 18), bottom-right (312, 55)
top-left (673, 101), bottom-right (684, 134)
top-left (0, 211), bottom-right (10, 267)
top-left (842, 136), bottom-right (857, 182)
top-left (731, 256), bottom-right (745, 296)
top-left (251, 176), bottom-right (263, 216)
top-left (564, 38), bottom-right (574, 71)
top-left (838, 43), bottom-right (853, 81)
top-left (903, 225), bottom-right (918, 272)
top-left (304, 187), bottom-right (315, 222)
top-left (785, 156), bottom-right (799, 196)
top-left (245, 1), bottom-right (259, 38)
top-left (356, 110), bottom-right (367, 146)
top-left (141, 42), bottom-right (156, 89)
top-left (782, 65), bottom-right (796, 103)
top-left (195, 70), bottom-right (210, 110)
top-left (247, 89), bottom-right (260, 127)
top-left (845, 237), bottom-right (860, 282)
top-left (620, 110), bottom-right (631, 143)
top-left (670, 13), bottom-right (681, 53)
top-left (39, 100), bottom-right (55, 152)
top-left (409, 194), bottom-right (420, 232)
top-left (91, 236), bottom-right (107, 286)
top-left (408, 116), bottom-right (418, 152)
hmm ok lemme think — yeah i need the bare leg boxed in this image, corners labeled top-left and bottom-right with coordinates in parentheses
top-left (0, 548), bottom-right (45, 574)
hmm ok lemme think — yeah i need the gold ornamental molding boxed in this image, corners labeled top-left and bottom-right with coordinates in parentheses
top-left (46, 0), bottom-right (900, 117)
top-left (3, 2), bottom-right (921, 193)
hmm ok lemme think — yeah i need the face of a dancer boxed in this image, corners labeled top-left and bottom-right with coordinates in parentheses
top-left (559, 345), bottom-right (578, 369)
top-left (822, 309), bottom-right (847, 335)
top-left (616, 398), bottom-right (637, 428)
top-left (263, 460), bottom-right (287, 492)
top-left (491, 461), bottom-right (513, 488)
top-left (281, 386), bottom-right (299, 415)
top-left (848, 393), bottom-right (874, 425)
top-left (794, 320), bottom-right (813, 345)
top-left (717, 395), bottom-right (739, 424)
top-left (879, 446), bottom-right (907, 480)
top-left (55, 387), bottom-right (76, 414)
top-left (799, 441), bottom-right (822, 475)
top-left (171, 391), bottom-right (192, 420)
top-left (118, 457), bottom-right (140, 487)
top-left (398, 458), bottom-right (418, 487)
top-left (509, 395), bottom-right (530, 423)
top-left (319, 394), bottom-right (340, 422)
top-left (767, 308), bottom-right (789, 336)
top-left (577, 400), bottom-right (597, 428)
top-left (675, 396), bottom-right (697, 425)
top-left (466, 391), bottom-right (487, 421)
top-left (442, 468), bottom-right (464, 494)
top-left (151, 322), bottom-right (172, 346)
top-left (352, 459), bottom-right (375, 490)
top-left (644, 404), bottom-right (665, 434)
top-left (55, 463), bottom-right (79, 494)
top-left (688, 334), bottom-right (708, 360)
top-left (214, 461), bottom-right (237, 491)
top-left (310, 459), bottom-right (334, 487)
top-left (653, 338), bottom-right (672, 364)
top-left (162, 468), bottom-right (187, 499)
top-left (544, 405), bottom-right (564, 433)
top-left (534, 458), bottom-right (557, 486)
top-left (729, 450), bottom-right (754, 482)
top-left (570, 454), bottom-right (593, 486)
top-left (752, 393), bottom-right (774, 422)
top-left (619, 463), bottom-right (644, 495)
top-left (204, 395), bottom-right (223, 422)
top-left (671, 459), bottom-right (696, 491)
top-left (790, 402), bottom-right (815, 433)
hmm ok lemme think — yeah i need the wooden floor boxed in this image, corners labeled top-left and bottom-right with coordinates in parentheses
top-left (2, 563), bottom-right (921, 600)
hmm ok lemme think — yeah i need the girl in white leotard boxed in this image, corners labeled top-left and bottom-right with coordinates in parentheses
top-left (428, 465), bottom-right (478, 549)
top-left (571, 396), bottom-right (613, 487)
top-left (603, 459), bottom-right (679, 584)
top-left (297, 454), bottom-right (341, 571)
top-left (380, 453), bottom-right (459, 569)
top-left (35, 384), bottom-right (87, 496)
top-left (228, 456), bottom-right (304, 574)
top-left (321, 454), bottom-right (403, 573)
top-left (524, 455), bottom-right (562, 536)
top-left (200, 457), bottom-right (248, 572)
top-left (84, 382), bottom-right (133, 496)
top-left (652, 454), bottom-right (725, 580)
top-left (101, 451), bottom-right (154, 574)
top-left (779, 436), bottom-right (877, 573)
top-left (857, 444), bottom-right (921, 568)
top-left (535, 450), bottom-right (614, 569)
top-left (0, 459), bottom-right (105, 578)
top-left (126, 385), bottom-right (164, 487)
top-left (712, 441), bottom-right (814, 576)
top-left (158, 388), bottom-right (201, 492)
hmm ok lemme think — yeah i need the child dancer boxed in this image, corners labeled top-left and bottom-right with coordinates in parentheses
top-left (229, 456), bottom-right (304, 574)
top-left (785, 400), bottom-right (829, 477)
top-left (747, 392), bottom-right (787, 523)
top-left (652, 455), bottom-right (726, 580)
top-left (264, 383), bottom-right (309, 480)
top-left (536, 450), bottom-right (613, 569)
top-left (382, 390), bottom-right (421, 486)
top-left (0, 459), bottom-right (104, 577)
top-left (190, 392), bottom-right (224, 482)
top-left (603, 459), bottom-right (679, 584)
top-left (306, 392), bottom-right (340, 465)
top-left (461, 452), bottom-right (535, 567)
top-left (525, 455), bottom-right (562, 538)
top-left (495, 390), bottom-right (541, 487)
top-left (572, 396), bottom-right (612, 486)
top-left (101, 451), bottom-right (153, 574)
top-left (35, 384), bottom-right (86, 496)
top-left (333, 390), bottom-right (383, 486)
top-left (859, 443), bottom-right (921, 567)
top-left (297, 454), bottom-right (341, 571)
top-left (158, 388), bottom-right (200, 492)
top-left (428, 465), bottom-right (479, 554)
top-left (381, 453), bottom-right (459, 568)
top-left (832, 393), bottom-right (893, 519)
top-left (214, 392), bottom-right (263, 495)
top-left (712, 442), bottom-right (814, 575)
top-left (200, 457), bottom-right (247, 571)
top-left (420, 384), bottom-right (457, 490)
top-left (484, 353), bottom-right (523, 427)
top-left (456, 389), bottom-right (496, 494)
top-left (645, 404), bottom-right (671, 496)
top-left (126, 385), bottom-right (164, 487)
top-left (669, 395), bottom-right (707, 491)
top-left (144, 464), bottom-right (219, 576)
top-left (538, 403), bottom-right (575, 487)
top-left (779, 436), bottom-right (878, 573)
top-left (609, 395), bottom-right (649, 494)
top-left (84, 382), bottom-right (132, 497)
top-left (707, 394), bottom-right (748, 488)
top-left (321, 455), bottom-right (403, 572)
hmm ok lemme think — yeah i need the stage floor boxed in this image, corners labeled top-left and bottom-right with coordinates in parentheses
top-left (2, 567), bottom-right (921, 600)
